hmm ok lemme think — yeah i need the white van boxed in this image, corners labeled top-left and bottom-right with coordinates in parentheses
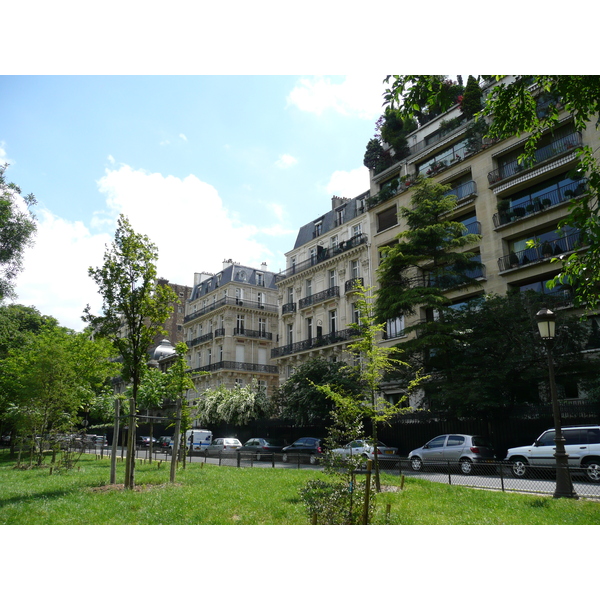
top-left (168, 429), bottom-right (212, 454)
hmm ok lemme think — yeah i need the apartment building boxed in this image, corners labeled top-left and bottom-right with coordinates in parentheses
top-left (184, 259), bottom-right (279, 401)
top-left (271, 193), bottom-right (372, 381)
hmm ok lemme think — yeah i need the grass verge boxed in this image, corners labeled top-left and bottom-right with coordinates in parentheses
top-left (1, 453), bottom-right (599, 524)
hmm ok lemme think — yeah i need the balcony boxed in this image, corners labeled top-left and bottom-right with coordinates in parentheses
top-left (444, 180), bottom-right (477, 204)
top-left (345, 277), bottom-right (364, 293)
top-left (275, 234), bottom-right (368, 282)
top-left (186, 332), bottom-right (213, 347)
top-left (190, 361), bottom-right (278, 375)
top-left (214, 328), bottom-right (225, 337)
top-left (233, 327), bottom-right (273, 340)
top-left (184, 296), bottom-right (278, 322)
top-left (299, 286), bottom-right (339, 310)
top-left (487, 131), bottom-right (582, 185)
top-left (428, 263), bottom-right (486, 290)
top-left (498, 230), bottom-right (582, 272)
top-left (271, 327), bottom-right (358, 359)
top-left (281, 302), bottom-right (296, 315)
top-left (493, 178), bottom-right (588, 228)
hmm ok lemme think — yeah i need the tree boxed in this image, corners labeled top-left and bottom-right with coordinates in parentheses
top-left (460, 75), bottom-right (482, 120)
top-left (397, 292), bottom-right (597, 417)
top-left (382, 75), bottom-right (600, 310)
top-left (273, 357), bottom-right (362, 427)
top-left (0, 164), bottom-right (37, 302)
top-left (316, 286), bottom-right (423, 491)
top-left (375, 177), bottom-right (482, 325)
top-left (84, 214), bottom-right (178, 489)
top-left (0, 304), bottom-right (57, 359)
top-left (195, 380), bottom-right (271, 427)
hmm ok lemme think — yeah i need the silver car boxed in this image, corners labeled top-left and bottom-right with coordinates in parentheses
top-left (204, 437), bottom-right (242, 456)
top-left (331, 439), bottom-right (398, 461)
top-left (408, 434), bottom-right (496, 474)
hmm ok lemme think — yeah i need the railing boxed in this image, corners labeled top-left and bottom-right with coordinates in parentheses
top-left (298, 286), bottom-right (339, 310)
top-left (493, 178), bottom-right (588, 228)
top-left (428, 263), bottom-right (486, 290)
top-left (281, 302), bottom-right (296, 315)
top-left (233, 328), bottom-right (272, 340)
top-left (345, 277), bottom-right (364, 293)
top-left (214, 328), bottom-right (225, 337)
top-left (498, 230), bottom-right (582, 272)
top-left (186, 332), bottom-right (213, 347)
top-left (275, 234), bottom-right (368, 282)
top-left (445, 180), bottom-right (477, 202)
top-left (487, 131), bottom-right (582, 185)
top-left (190, 361), bottom-right (278, 375)
top-left (184, 296), bottom-right (278, 322)
top-left (271, 327), bottom-right (358, 358)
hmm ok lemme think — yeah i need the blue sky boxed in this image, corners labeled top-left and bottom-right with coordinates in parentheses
top-left (1, 75), bottom-right (388, 330)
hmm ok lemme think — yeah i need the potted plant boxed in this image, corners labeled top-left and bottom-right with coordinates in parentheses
top-left (509, 251), bottom-right (519, 268)
top-left (514, 206), bottom-right (526, 218)
top-left (542, 241), bottom-right (553, 257)
top-left (541, 197), bottom-right (552, 209)
top-left (526, 203), bottom-right (535, 213)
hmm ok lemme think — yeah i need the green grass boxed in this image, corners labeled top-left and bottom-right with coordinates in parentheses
top-left (1, 452), bottom-right (599, 524)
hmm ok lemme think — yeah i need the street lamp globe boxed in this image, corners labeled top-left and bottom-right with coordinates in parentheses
top-left (536, 308), bottom-right (556, 340)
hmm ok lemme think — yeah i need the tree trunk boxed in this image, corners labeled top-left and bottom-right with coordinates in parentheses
top-left (110, 396), bottom-right (119, 484)
top-left (125, 392), bottom-right (136, 489)
top-left (170, 393), bottom-right (182, 483)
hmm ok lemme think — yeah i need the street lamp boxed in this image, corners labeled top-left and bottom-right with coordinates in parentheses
top-left (535, 308), bottom-right (578, 499)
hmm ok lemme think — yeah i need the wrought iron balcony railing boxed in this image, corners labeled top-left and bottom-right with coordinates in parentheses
top-left (184, 296), bottom-right (278, 322)
top-left (271, 327), bottom-right (358, 358)
top-left (233, 327), bottom-right (273, 340)
top-left (190, 361), bottom-right (278, 375)
top-left (487, 131), bottom-right (582, 185)
top-left (345, 277), bottom-right (364, 293)
top-left (281, 302), bottom-right (296, 315)
top-left (186, 332), bottom-right (213, 347)
top-left (214, 328), bottom-right (225, 337)
top-left (298, 286), bottom-right (339, 310)
top-left (444, 180), bottom-right (477, 203)
top-left (275, 234), bottom-right (368, 282)
top-left (498, 231), bottom-right (582, 272)
top-left (493, 179), bottom-right (588, 228)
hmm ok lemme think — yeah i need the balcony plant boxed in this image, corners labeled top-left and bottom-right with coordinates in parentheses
top-left (509, 251), bottom-right (519, 268)
top-left (542, 241), bottom-right (553, 257)
top-left (513, 206), bottom-right (526, 218)
top-left (541, 197), bottom-right (552, 209)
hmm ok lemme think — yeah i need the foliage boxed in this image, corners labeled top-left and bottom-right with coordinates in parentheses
top-left (375, 177), bottom-right (482, 323)
top-left (299, 478), bottom-right (375, 525)
top-left (0, 164), bottom-right (37, 302)
top-left (195, 380), bottom-right (270, 427)
top-left (395, 292), bottom-right (597, 416)
top-left (378, 107), bottom-right (416, 158)
top-left (363, 138), bottom-right (395, 173)
top-left (273, 357), bottom-right (361, 427)
top-left (84, 214), bottom-right (178, 488)
top-left (0, 304), bottom-right (58, 359)
top-left (460, 75), bottom-right (483, 119)
top-left (382, 75), bottom-right (600, 311)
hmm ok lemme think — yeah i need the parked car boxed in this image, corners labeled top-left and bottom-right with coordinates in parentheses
top-left (331, 439), bottom-right (398, 462)
top-left (204, 437), bottom-right (242, 456)
top-left (76, 434), bottom-right (108, 449)
top-left (137, 436), bottom-right (158, 448)
top-left (237, 438), bottom-right (285, 460)
top-left (281, 437), bottom-right (324, 465)
top-left (155, 436), bottom-right (172, 451)
top-left (505, 425), bottom-right (600, 482)
top-left (408, 434), bottom-right (496, 474)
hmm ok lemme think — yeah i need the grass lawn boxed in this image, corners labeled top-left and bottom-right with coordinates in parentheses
top-left (1, 452), bottom-right (599, 525)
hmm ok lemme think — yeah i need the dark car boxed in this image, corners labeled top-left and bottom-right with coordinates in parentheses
top-left (282, 437), bottom-right (324, 465)
top-left (237, 438), bottom-right (285, 461)
top-left (155, 436), bottom-right (172, 451)
top-left (137, 436), bottom-right (158, 448)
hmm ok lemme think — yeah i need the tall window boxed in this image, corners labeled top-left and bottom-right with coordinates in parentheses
top-left (329, 269), bottom-right (336, 288)
top-left (218, 345), bottom-right (223, 362)
top-left (386, 316), bottom-right (405, 339)
top-left (329, 309), bottom-right (337, 333)
top-left (377, 206), bottom-right (398, 232)
top-left (352, 223), bottom-right (362, 237)
top-left (306, 278), bottom-right (312, 296)
top-left (258, 317), bottom-right (267, 335)
top-left (352, 302), bottom-right (360, 324)
top-left (314, 220), bottom-right (323, 237)
top-left (287, 287), bottom-right (294, 303)
top-left (236, 314), bottom-right (245, 332)
top-left (330, 234), bottom-right (338, 250)
top-left (287, 323), bottom-right (294, 345)
top-left (256, 272), bottom-right (264, 287)
top-left (306, 317), bottom-right (313, 340)
top-left (257, 291), bottom-right (264, 307)
top-left (351, 259), bottom-right (360, 279)
top-left (235, 288), bottom-right (243, 305)
top-left (206, 348), bottom-right (212, 365)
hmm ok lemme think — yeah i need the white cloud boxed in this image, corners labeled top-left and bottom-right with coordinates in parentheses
top-left (287, 75), bottom-right (387, 120)
top-left (0, 142), bottom-right (14, 166)
top-left (325, 166), bottom-right (370, 198)
top-left (275, 154), bottom-right (298, 169)
top-left (179, 133), bottom-right (188, 142)
top-left (107, 155), bottom-right (115, 165)
top-left (14, 165), bottom-right (282, 331)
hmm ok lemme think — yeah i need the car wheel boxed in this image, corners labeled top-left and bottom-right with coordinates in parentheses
top-left (309, 454), bottom-right (318, 465)
top-left (410, 456), bottom-right (423, 472)
top-left (584, 459), bottom-right (600, 483)
top-left (282, 453), bottom-right (288, 463)
top-left (511, 458), bottom-right (528, 478)
top-left (459, 458), bottom-right (473, 475)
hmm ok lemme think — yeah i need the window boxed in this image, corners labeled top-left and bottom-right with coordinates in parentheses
top-left (428, 436), bottom-right (446, 448)
top-left (256, 272), bottom-right (264, 287)
top-left (257, 291), bottom-right (264, 307)
top-left (258, 318), bottom-right (267, 335)
top-left (386, 316), bottom-right (404, 339)
top-left (236, 314), bottom-right (245, 332)
top-left (306, 317), bottom-right (313, 339)
top-left (206, 349), bottom-right (212, 365)
top-left (352, 302), bottom-right (360, 324)
top-left (377, 206), bottom-right (398, 232)
top-left (329, 310), bottom-right (337, 333)
top-left (330, 234), bottom-right (338, 250)
top-left (314, 220), bottom-right (323, 237)
top-left (447, 435), bottom-right (465, 446)
top-left (335, 210), bottom-right (344, 227)
top-left (351, 259), bottom-right (360, 279)
top-left (287, 287), bottom-right (294, 304)
top-left (235, 288), bottom-right (243, 305)
top-left (218, 345), bottom-right (223, 362)
top-left (352, 223), bottom-right (362, 237)
top-left (329, 269), bottom-right (336, 288)
top-left (310, 247), bottom-right (317, 264)
top-left (306, 279), bottom-right (312, 296)
top-left (287, 324), bottom-right (294, 345)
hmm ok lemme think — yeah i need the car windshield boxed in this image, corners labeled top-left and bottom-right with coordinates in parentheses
top-left (471, 437), bottom-right (492, 448)
top-left (264, 439), bottom-right (283, 445)
top-left (224, 439), bottom-right (239, 444)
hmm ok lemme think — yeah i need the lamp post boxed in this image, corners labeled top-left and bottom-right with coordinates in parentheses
top-left (535, 308), bottom-right (578, 499)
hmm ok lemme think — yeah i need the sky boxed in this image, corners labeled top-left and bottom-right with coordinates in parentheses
top-left (1, 75), bottom-right (389, 331)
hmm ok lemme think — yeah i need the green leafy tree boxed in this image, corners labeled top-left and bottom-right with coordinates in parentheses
top-left (316, 286), bottom-right (424, 491)
top-left (375, 177), bottom-right (482, 326)
top-left (0, 164), bottom-right (37, 302)
top-left (382, 75), bottom-right (600, 310)
top-left (0, 304), bottom-right (58, 359)
top-left (273, 357), bottom-right (362, 427)
top-left (399, 292), bottom-right (597, 416)
top-left (84, 214), bottom-right (178, 489)
top-left (460, 75), bottom-right (483, 120)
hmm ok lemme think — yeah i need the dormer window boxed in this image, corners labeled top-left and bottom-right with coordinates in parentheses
top-left (314, 220), bottom-right (323, 237)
